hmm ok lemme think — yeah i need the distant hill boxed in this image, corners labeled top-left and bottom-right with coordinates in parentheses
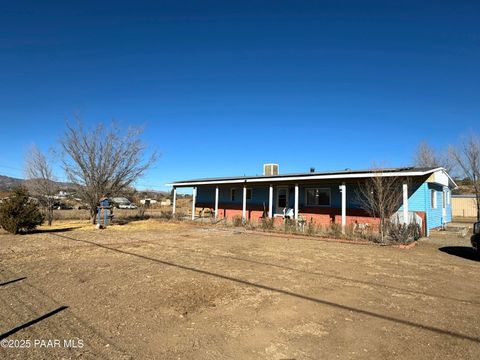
top-left (0, 174), bottom-right (173, 198)
top-left (452, 179), bottom-right (477, 195)
top-left (0, 175), bottom-right (24, 191)
top-left (0, 174), bottom-right (73, 192)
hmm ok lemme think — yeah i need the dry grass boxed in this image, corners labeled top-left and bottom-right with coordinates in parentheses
top-left (0, 223), bottom-right (479, 360)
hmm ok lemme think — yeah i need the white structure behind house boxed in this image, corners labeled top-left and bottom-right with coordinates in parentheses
top-left (160, 199), bottom-right (171, 206)
top-left (140, 198), bottom-right (158, 205)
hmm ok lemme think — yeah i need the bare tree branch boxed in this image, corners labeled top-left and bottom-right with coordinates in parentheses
top-left (450, 134), bottom-right (480, 220)
top-left (24, 145), bottom-right (57, 226)
top-left (60, 117), bottom-right (157, 222)
top-left (413, 141), bottom-right (454, 173)
top-left (356, 168), bottom-right (405, 243)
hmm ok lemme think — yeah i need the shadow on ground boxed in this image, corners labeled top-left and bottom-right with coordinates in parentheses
top-left (0, 306), bottom-right (68, 340)
top-left (113, 215), bottom-right (151, 226)
top-left (439, 246), bottom-right (479, 262)
top-left (30, 227), bottom-right (83, 234)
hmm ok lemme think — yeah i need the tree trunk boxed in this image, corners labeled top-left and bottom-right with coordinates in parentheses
top-left (476, 193), bottom-right (480, 221)
top-left (90, 207), bottom-right (97, 224)
top-left (379, 218), bottom-right (384, 243)
top-left (48, 208), bottom-right (53, 226)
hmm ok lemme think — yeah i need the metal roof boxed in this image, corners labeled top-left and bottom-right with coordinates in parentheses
top-left (167, 166), bottom-right (456, 187)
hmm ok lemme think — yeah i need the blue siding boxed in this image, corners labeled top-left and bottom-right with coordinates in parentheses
top-left (407, 182), bottom-right (452, 234)
top-left (194, 179), bottom-right (453, 235)
top-left (197, 183), bottom-right (363, 212)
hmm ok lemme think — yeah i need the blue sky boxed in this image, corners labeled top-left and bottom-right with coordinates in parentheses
top-left (0, 0), bottom-right (479, 191)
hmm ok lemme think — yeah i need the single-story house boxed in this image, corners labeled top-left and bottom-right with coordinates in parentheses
top-left (168, 165), bottom-right (456, 236)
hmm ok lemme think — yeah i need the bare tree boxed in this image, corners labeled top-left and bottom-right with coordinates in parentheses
top-left (61, 119), bottom-right (156, 223)
top-left (24, 145), bottom-right (57, 226)
top-left (356, 171), bottom-right (405, 243)
top-left (413, 141), bottom-right (454, 173)
top-left (450, 134), bottom-right (480, 220)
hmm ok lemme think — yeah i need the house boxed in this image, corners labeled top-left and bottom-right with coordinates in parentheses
top-left (168, 164), bottom-right (457, 236)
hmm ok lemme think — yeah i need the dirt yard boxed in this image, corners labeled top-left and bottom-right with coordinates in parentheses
top-left (1, 220), bottom-right (479, 359)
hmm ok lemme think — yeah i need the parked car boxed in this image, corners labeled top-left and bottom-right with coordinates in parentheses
top-left (53, 202), bottom-right (73, 210)
top-left (471, 221), bottom-right (480, 255)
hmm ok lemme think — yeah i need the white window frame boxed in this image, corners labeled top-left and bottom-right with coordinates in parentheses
top-left (442, 190), bottom-right (447, 209)
top-left (431, 190), bottom-right (437, 209)
top-left (230, 188), bottom-right (236, 202)
top-left (305, 187), bottom-right (331, 207)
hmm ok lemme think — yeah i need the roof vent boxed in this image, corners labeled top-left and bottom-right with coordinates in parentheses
top-left (310, 167), bottom-right (315, 173)
top-left (263, 164), bottom-right (279, 176)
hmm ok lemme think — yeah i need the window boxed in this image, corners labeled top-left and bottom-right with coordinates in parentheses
top-left (277, 188), bottom-right (288, 208)
top-left (442, 190), bottom-right (446, 209)
top-left (431, 190), bottom-right (437, 209)
top-left (246, 188), bottom-right (252, 200)
top-left (230, 188), bottom-right (236, 201)
top-left (447, 190), bottom-right (451, 205)
top-left (305, 188), bottom-right (331, 206)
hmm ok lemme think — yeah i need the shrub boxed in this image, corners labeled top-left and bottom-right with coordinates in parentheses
top-left (388, 222), bottom-right (421, 244)
top-left (328, 223), bottom-right (342, 237)
top-left (137, 204), bottom-right (146, 218)
top-left (0, 187), bottom-right (45, 234)
top-left (261, 217), bottom-right (275, 231)
top-left (232, 215), bottom-right (243, 227)
top-left (306, 218), bottom-right (317, 236)
top-left (159, 210), bottom-right (173, 220)
top-left (173, 210), bottom-right (187, 220)
top-left (284, 218), bottom-right (296, 233)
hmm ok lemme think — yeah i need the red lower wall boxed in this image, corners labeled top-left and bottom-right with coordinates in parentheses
top-left (195, 206), bottom-right (381, 227)
top-left (194, 205), bottom-right (425, 235)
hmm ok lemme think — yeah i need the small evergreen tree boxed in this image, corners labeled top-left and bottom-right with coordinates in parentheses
top-left (0, 187), bottom-right (45, 234)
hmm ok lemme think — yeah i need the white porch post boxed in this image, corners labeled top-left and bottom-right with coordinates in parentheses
top-left (191, 187), bottom-right (196, 220)
top-left (403, 183), bottom-right (409, 224)
top-left (268, 185), bottom-right (273, 218)
top-left (294, 184), bottom-right (299, 220)
top-left (242, 185), bottom-right (247, 222)
top-left (340, 182), bottom-right (346, 233)
top-left (172, 187), bottom-right (177, 215)
top-left (214, 186), bottom-right (219, 219)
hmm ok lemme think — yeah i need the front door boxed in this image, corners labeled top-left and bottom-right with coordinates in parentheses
top-left (276, 187), bottom-right (288, 215)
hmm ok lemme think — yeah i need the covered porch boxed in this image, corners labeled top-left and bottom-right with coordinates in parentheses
top-left (171, 179), bottom-right (412, 234)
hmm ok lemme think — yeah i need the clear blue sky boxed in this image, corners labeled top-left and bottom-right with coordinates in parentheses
top-left (0, 0), bottom-right (479, 191)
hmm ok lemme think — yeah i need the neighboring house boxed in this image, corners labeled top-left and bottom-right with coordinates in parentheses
top-left (140, 198), bottom-right (157, 205)
top-left (452, 195), bottom-right (478, 218)
top-left (168, 165), bottom-right (456, 236)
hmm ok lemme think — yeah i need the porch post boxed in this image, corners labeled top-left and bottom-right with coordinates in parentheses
top-left (242, 185), bottom-right (247, 222)
top-left (268, 185), bottom-right (273, 218)
top-left (191, 187), bottom-right (196, 220)
top-left (403, 183), bottom-right (409, 224)
top-left (214, 186), bottom-right (219, 219)
top-left (172, 187), bottom-right (177, 215)
top-left (294, 184), bottom-right (299, 220)
top-left (340, 182), bottom-right (346, 233)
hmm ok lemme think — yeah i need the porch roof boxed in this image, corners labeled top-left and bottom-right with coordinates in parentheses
top-left (167, 167), bottom-right (457, 188)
